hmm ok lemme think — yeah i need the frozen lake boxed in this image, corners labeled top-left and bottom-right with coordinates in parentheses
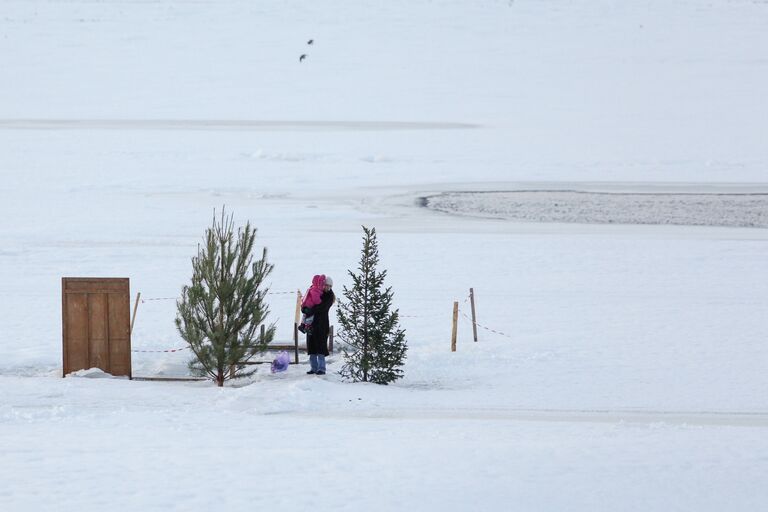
top-left (1, 0), bottom-right (767, 510)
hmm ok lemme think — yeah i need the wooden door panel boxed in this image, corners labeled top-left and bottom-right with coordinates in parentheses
top-left (88, 293), bottom-right (109, 371)
top-left (65, 293), bottom-right (89, 373)
top-left (63, 278), bottom-right (131, 378)
top-left (108, 292), bottom-right (131, 376)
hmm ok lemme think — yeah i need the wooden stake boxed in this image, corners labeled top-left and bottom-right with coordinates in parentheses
top-left (130, 292), bottom-right (141, 335)
top-left (451, 301), bottom-right (458, 352)
top-left (293, 322), bottom-right (300, 364)
top-left (293, 290), bottom-right (303, 365)
top-left (470, 288), bottom-right (478, 342)
top-left (294, 289), bottom-right (303, 326)
top-left (260, 324), bottom-right (266, 343)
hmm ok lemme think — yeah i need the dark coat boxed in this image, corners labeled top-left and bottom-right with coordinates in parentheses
top-left (306, 289), bottom-right (335, 356)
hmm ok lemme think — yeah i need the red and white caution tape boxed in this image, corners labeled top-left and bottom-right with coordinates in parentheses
top-left (399, 312), bottom-right (445, 319)
top-left (141, 290), bottom-right (297, 303)
top-left (459, 308), bottom-right (513, 340)
top-left (131, 346), bottom-right (189, 353)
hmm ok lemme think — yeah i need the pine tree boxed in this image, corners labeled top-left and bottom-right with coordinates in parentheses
top-left (176, 209), bottom-right (275, 386)
top-left (337, 226), bottom-right (407, 384)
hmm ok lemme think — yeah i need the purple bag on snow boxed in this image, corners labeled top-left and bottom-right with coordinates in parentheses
top-left (271, 351), bottom-right (291, 373)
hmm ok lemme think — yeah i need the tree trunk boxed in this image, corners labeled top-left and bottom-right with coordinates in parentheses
top-left (216, 369), bottom-right (224, 387)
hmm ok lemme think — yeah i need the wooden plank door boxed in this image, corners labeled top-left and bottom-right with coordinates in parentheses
top-left (62, 278), bottom-right (132, 378)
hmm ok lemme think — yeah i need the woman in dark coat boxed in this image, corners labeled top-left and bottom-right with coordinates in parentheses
top-left (306, 276), bottom-right (335, 375)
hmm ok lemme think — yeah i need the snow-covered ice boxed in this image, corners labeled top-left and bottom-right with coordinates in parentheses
top-left (1, 0), bottom-right (767, 510)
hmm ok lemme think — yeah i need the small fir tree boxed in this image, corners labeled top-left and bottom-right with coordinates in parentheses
top-left (176, 209), bottom-right (275, 386)
top-left (337, 226), bottom-right (407, 384)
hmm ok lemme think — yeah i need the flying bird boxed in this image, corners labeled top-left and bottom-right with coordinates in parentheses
top-left (299, 54), bottom-right (307, 62)
top-left (307, 39), bottom-right (314, 45)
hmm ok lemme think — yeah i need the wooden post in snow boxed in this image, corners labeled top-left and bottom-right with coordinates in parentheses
top-left (293, 322), bottom-right (300, 364)
top-left (294, 289), bottom-right (303, 326)
top-left (294, 290), bottom-right (302, 364)
top-left (470, 288), bottom-right (478, 342)
top-left (130, 292), bottom-right (141, 335)
top-left (451, 301), bottom-right (459, 352)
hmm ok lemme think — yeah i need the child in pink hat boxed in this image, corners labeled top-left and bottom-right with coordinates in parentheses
top-left (298, 274), bottom-right (325, 334)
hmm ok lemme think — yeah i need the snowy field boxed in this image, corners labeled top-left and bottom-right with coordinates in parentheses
top-left (1, 0), bottom-right (768, 510)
